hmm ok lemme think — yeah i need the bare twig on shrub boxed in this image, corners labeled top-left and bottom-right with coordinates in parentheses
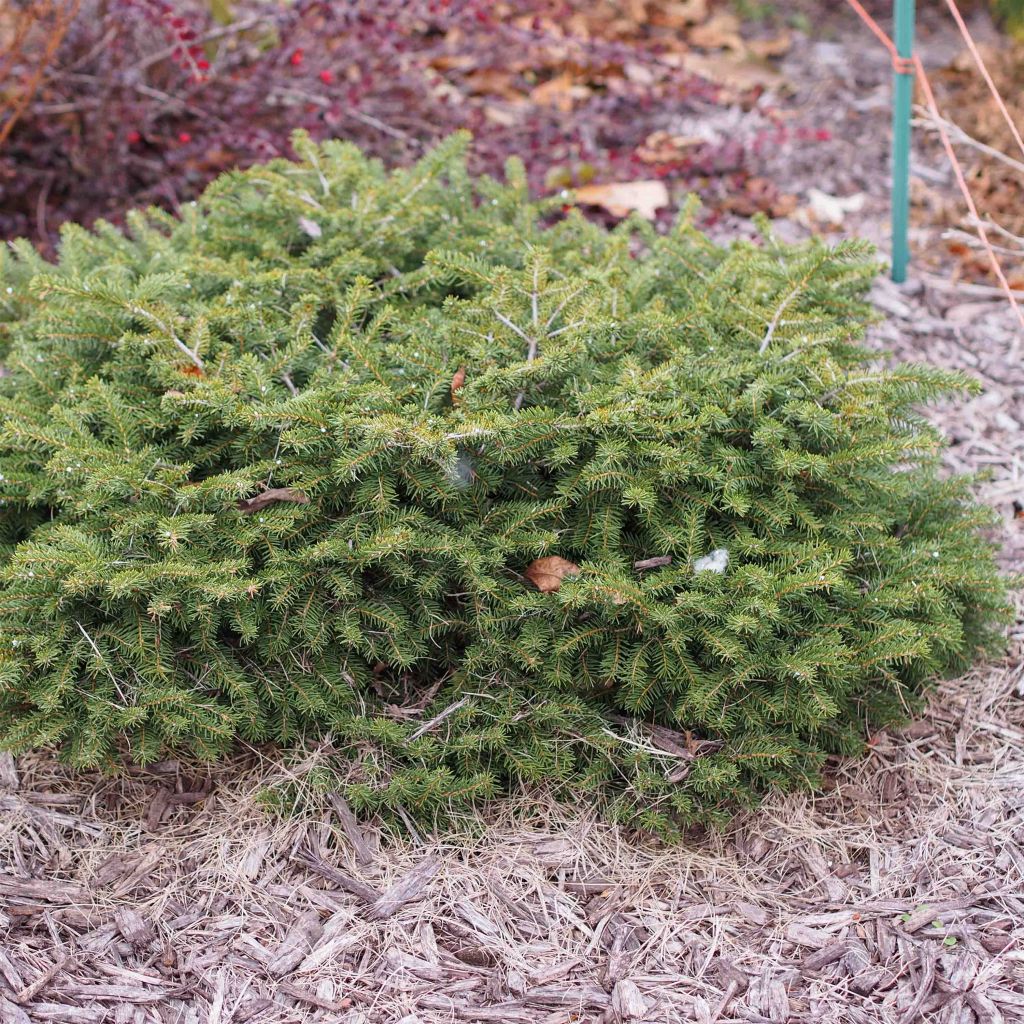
top-left (916, 109), bottom-right (1024, 178)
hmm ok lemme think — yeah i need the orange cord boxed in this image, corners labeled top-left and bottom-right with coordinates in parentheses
top-left (844, 0), bottom-right (906, 63)
top-left (842, 0), bottom-right (1024, 334)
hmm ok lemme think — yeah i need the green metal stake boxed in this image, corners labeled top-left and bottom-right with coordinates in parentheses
top-left (891, 0), bottom-right (916, 282)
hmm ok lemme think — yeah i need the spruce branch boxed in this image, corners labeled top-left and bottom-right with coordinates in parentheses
top-left (129, 304), bottom-right (204, 372)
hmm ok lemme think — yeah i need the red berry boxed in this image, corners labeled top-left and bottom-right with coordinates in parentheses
top-left (196, 58), bottom-right (210, 71)
top-left (319, 69), bottom-right (334, 84)
top-left (127, 130), bottom-right (142, 144)
top-left (177, 132), bottom-right (192, 143)
top-left (290, 48), bottom-right (304, 66)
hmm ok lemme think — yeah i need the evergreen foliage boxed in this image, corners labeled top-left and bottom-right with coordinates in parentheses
top-left (0, 133), bottom-right (1008, 834)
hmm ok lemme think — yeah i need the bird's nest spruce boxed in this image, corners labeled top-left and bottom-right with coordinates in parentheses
top-left (0, 134), bottom-right (1007, 836)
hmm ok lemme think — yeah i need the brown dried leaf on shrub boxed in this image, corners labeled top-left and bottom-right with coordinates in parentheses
top-left (575, 180), bottom-right (669, 220)
top-left (451, 365), bottom-right (466, 403)
top-left (524, 556), bottom-right (580, 593)
top-left (237, 488), bottom-right (310, 513)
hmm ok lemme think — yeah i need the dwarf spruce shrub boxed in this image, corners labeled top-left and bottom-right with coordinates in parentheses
top-left (0, 134), bottom-right (1007, 834)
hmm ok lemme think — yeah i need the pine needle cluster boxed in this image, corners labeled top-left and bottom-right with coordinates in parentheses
top-left (0, 133), bottom-right (1007, 834)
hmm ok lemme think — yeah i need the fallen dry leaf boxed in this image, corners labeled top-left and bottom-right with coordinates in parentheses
top-left (689, 12), bottom-right (744, 52)
top-left (524, 556), bottom-right (580, 593)
top-left (464, 68), bottom-right (521, 99)
top-left (748, 31), bottom-right (793, 59)
top-left (681, 52), bottom-right (783, 93)
top-left (623, 61), bottom-right (657, 87)
top-left (237, 488), bottom-right (310, 514)
top-left (650, 0), bottom-right (709, 28)
top-left (623, 0), bottom-right (646, 22)
top-left (636, 130), bottom-right (704, 164)
top-left (483, 104), bottom-right (522, 127)
top-left (575, 180), bottom-right (669, 220)
top-left (530, 72), bottom-right (590, 112)
top-left (722, 176), bottom-right (797, 218)
top-left (430, 79), bottom-right (464, 105)
top-left (799, 188), bottom-right (866, 228)
top-left (429, 52), bottom-right (474, 73)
